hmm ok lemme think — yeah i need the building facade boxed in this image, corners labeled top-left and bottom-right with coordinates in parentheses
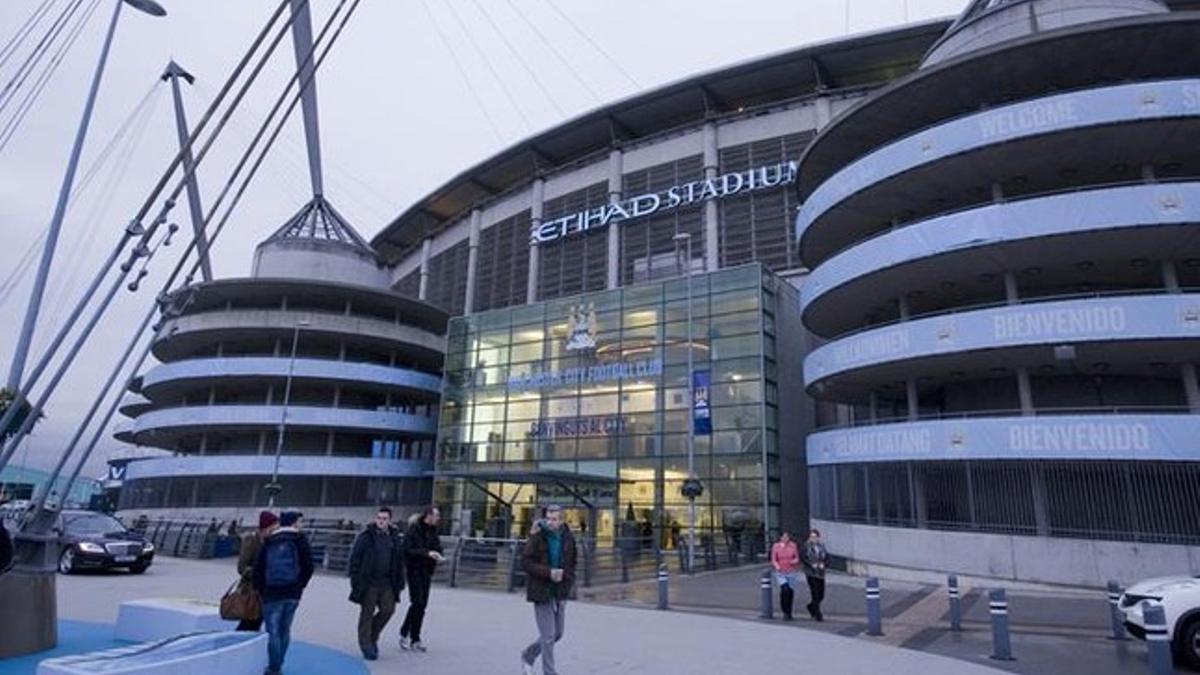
top-left (436, 264), bottom-right (806, 546)
top-left (115, 198), bottom-right (447, 523)
top-left (366, 0), bottom-right (1199, 582)
top-left (796, 0), bottom-right (1200, 584)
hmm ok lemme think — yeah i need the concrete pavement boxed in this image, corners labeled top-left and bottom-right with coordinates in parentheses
top-left (54, 556), bottom-right (1008, 674)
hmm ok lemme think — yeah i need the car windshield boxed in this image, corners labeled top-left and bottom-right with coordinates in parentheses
top-left (64, 513), bottom-right (126, 536)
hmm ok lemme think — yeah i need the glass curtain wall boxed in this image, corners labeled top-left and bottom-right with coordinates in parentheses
top-left (437, 264), bottom-right (780, 548)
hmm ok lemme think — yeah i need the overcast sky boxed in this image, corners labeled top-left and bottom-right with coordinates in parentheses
top-left (0, 0), bottom-right (967, 479)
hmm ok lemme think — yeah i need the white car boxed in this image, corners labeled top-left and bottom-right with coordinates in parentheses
top-left (1119, 575), bottom-right (1200, 669)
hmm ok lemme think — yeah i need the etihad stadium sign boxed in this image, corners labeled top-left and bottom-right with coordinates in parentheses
top-left (531, 160), bottom-right (798, 245)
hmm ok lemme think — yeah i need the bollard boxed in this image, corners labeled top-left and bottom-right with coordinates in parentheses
top-left (948, 575), bottom-right (962, 632)
top-left (620, 548), bottom-right (630, 584)
top-left (657, 564), bottom-right (669, 610)
top-left (760, 569), bottom-right (774, 620)
top-left (988, 588), bottom-right (1014, 661)
top-left (507, 541), bottom-right (521, 593)
top-left (865, 577), bottom-right (883, 636)
top-left (1106, 580), bottom-right (1127, 641)
top-left (1142, 602), bottom-right (1172, 675)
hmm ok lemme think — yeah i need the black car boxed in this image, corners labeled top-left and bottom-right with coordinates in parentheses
top-left (56, 511), bottom-right (154, 574)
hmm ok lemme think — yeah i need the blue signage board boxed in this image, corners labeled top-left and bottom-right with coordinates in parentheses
top-left (692, 370), bottom-right (712, 436)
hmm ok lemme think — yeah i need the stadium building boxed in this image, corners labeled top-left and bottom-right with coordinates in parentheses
top-left (369, 0), bottom-right (1200, 582)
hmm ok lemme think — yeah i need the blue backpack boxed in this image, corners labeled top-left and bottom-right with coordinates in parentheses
top-left (264, 537), bottom-right (300, 587)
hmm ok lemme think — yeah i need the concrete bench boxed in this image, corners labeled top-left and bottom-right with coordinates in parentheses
top-left (114, 598), bottom-right (236, 643)
top-left (38, 631), bottom-right (266, 675)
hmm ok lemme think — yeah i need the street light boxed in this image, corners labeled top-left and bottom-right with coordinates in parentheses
top-left (266, 318), bottom-right (310, 507)
top-left (673, 231), bottom-right (699, 575)
top-left (7, 0), bottom-right (166, 392)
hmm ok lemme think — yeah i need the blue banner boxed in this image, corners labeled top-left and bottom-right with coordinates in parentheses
top-left (692, 370), bottom-right (712, 436)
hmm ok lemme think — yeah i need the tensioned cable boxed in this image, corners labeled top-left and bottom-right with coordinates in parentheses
top-left (468, 0), bottom-right (565, 118)
top-left (500, 0), bottom-right (601, 103)
top-left (0, 0), bottom-right (58, 74)
top-left (540, 0), bottom-right (640, 90)
top-left (0, 82), bottom-right (161, 308)
top-left (55, 0), bottom-right (367, 507)
top-left (417, 0), bottom-right (503, 143)
top-left (0, 0), bottom-right (103, 156)
top-left (0, 0), bottom-right (299, 473)
top-left (441, 0), bottom-right (532, 132)
top-left (39, 84), bottom-right (161, 333)
top-left (0, 0), bottom-right (85, 118)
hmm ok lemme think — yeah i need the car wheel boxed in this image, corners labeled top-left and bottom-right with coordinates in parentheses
top-left (1177, 617), bottom-right (1200, 670)
top-left (128, 563), bottom-right (148, 574)
top-left (58, 548), bottom-right (75, 575)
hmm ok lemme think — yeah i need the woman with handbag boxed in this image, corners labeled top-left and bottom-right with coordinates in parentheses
top-left (229, 510), bottom-right (277, 631)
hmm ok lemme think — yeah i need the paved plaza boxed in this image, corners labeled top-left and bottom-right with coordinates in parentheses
top-left (47, 556), bottom-right (1010, 675)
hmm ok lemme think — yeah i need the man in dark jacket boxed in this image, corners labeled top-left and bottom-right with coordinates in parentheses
top-left (254, 511), bottom-right (314, 675)
top-left (349, 506), bottom-right (405, 660)
top-left (399, 505), bottom-right (443, 652)
top-left (0, 523), bottom-right (13, 575)
top-left (520, 504), bottom-right (577, 675)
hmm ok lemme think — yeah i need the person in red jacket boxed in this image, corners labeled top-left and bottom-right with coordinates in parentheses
top-left (770, 531), bottom-right (801, 620)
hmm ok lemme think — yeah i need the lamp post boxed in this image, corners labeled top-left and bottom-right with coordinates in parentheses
top-left (266, 319), bottom-right (309, 507)
top-left (6, 0), bottom-right (166, 392)
top-left (673, 231), bottom-right (698, 575)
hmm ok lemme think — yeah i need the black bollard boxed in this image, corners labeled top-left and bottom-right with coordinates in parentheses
top-left (760, 569), bottom-right (773, 620)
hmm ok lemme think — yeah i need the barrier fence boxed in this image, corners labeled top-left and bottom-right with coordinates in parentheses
top-left (126, 517), bottom-right (759, 591)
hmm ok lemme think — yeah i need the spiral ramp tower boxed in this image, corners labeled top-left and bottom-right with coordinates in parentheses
top-left (795, 0), bottom-right (1200, 584)
top-left (115, 204), bottom-right (447, 522)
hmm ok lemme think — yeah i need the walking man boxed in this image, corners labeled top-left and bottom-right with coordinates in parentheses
top-left (236, 510), bottom-right (278, 631)
top-left (349, 506), bottom-right (405, 660)
top-left (254, 511), bottom-right (314, 675)
top-left (520, 504), bottom-right (577, 675)
top-left (399, 505), bottom-right (444, 652)
top-left (802, 528), bottom-right (829, 621)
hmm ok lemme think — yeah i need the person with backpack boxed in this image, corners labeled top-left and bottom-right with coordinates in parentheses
top-left (254, 511), bottom-right (314, 675)
top-left (348, 506), bottom-right (405, 661)
top-left (399, 505), bottom-right (443, 652)
top-left (520, 504), bottom-right (577, 675)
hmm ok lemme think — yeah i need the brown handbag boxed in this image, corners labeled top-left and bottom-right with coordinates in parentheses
top-left (219, 578), bottom-right (262, 621)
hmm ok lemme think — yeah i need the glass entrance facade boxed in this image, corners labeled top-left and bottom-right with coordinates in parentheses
top-left (435, 264), bottom-right (804, 550)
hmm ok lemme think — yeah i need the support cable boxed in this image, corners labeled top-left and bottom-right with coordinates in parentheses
top-left (0, 0), bottom-right (103, 156)
top-left (0, 0), bottom-right (58, 73)
top-left (540, 0), bottom-right (640, 89)
top-left (500, 0), bottom-right (601, 102)
top-left (441, 0), bottom-right (531, 131)
top-left (417, 0), bottom-right (503, 143)
top-left (0, 0), bottom-right (298, 473)
top-left (53, 0), bottom-right (365, 509)
top-left (468, 0), bottom-right (565, 118)
top-left (0, 82), bottom-right (160, 308)
top-left (0, 0), bottom-right (85, 118)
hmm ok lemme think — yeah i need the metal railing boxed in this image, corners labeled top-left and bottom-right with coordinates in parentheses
top-left (125, 517), bottom-right (761, 590)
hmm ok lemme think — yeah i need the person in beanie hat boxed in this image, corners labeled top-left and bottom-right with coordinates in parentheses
top-left (255, 511), bottom-right (313, 675)
top-left (235, 510), bottom-right (278, 631)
